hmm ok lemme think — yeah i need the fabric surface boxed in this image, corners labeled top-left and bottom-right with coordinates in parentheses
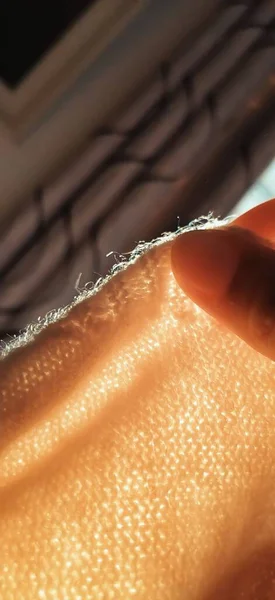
top-left (0, 228), bottom-right (275, 599)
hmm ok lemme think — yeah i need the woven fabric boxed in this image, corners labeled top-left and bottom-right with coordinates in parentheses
top-left (0, 230), bottom-right (275, 599)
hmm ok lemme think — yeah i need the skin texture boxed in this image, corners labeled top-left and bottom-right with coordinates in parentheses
top-left (0, 201), bottom-right (275, 599)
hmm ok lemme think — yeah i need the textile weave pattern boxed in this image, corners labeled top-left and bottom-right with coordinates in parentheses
top-left (0, 230), bottom-right (275, 599)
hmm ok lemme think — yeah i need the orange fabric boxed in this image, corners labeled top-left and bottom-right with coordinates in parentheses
top-left (0, 234), bottom-right (275, 599)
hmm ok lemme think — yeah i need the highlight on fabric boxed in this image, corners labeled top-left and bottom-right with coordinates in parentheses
top-left (0, 215), bottom-right (274, 600)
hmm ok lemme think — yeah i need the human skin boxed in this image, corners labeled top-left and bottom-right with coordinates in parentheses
top-left (171, 198), bottom-right (275, 362)
top-left (0, 200), bottom-right (275, 599)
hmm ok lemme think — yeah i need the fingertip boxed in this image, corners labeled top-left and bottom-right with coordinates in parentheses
top-left (171, 224), bottom-right (275, 361)
top-left (171, 228), bottom-right (241, 301)
top-left (231, 198), bottom-right (275, 245)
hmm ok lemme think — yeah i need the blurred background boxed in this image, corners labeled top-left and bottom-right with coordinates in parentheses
top-left (0, 0), bottom-right (275, 341)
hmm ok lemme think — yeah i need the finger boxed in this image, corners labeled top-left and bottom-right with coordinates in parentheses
top-left (231, 197), bottom-right (275, 244)
top-left (171, 224), bottom-right (275, 361)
